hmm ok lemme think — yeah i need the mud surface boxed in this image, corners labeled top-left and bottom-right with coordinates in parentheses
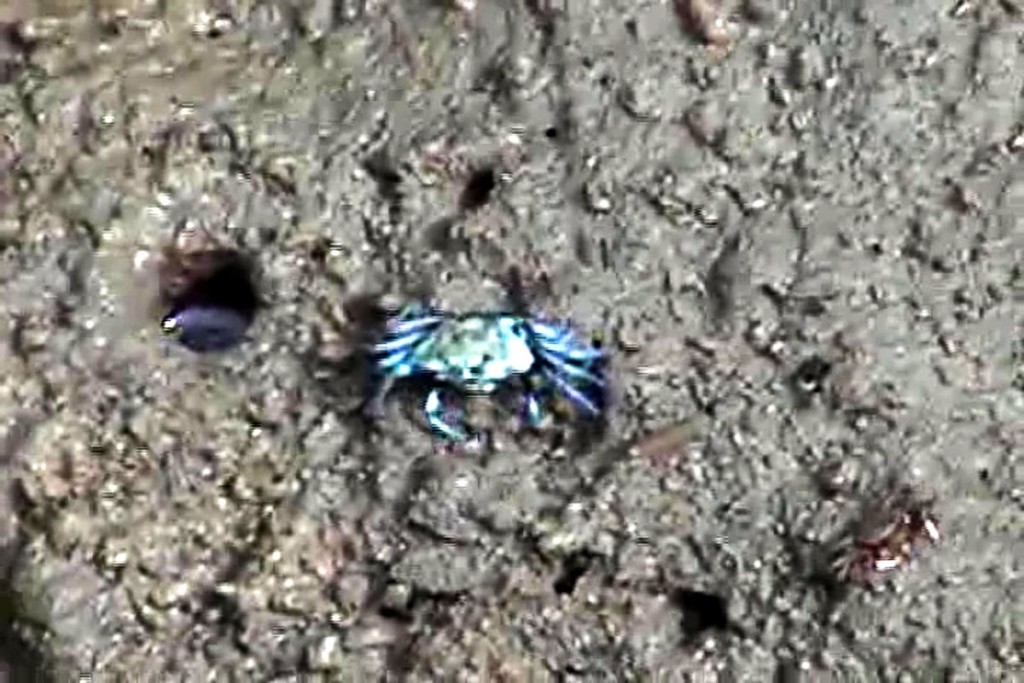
top-left (1, 0), bottom-right (1022, 680)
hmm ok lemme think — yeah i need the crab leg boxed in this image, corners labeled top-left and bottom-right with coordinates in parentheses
top-left (425, 388), bottom-right (468, 441)
top-left (528, 321), bottom-right (569, 341)
top-left (388, 315), bottom-right (444, 335)
top-left (373, 329), bottom-right (431, 353)
top-left (529, 322), bottom-right (605, 362)
top-left (522, 391), bottom-right (544, 427)
top-left (376, 345), bottom-right (421, 371)
top-left (542, 367), bottom-right (602, 416)
top-left (363, 374), bottom-right (397, 417)
top-left (537, 350), bottom-right (606, 386)
top-left (540, 343), bottom-right (605, 363)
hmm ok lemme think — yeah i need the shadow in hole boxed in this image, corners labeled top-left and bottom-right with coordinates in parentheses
top-left (788, 354), bottom-right (833, 409)
top-left (161, 249), bottom-right (261, 319)
top-left (670, 588), bottom-right (734, 642)
top-left (458, 166), bottom-right (497, 213)
top-left (553, 551), bottom-right (596, 595)
top-left (156, 247), bottom-right (263, 353)
top-left (0, 538), bottom-right (52, 682)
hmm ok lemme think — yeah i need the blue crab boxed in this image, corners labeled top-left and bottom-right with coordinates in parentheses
top-left (367, 304), bottom-right (607, 441)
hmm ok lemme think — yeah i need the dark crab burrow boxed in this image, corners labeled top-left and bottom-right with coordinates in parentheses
top-left (156, 246), bottom-right (260, 353)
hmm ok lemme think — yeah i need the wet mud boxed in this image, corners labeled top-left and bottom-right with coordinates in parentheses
top-left (0, 0), bottom-right (1022, 679)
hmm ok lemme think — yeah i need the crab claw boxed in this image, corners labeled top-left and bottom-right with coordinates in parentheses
top-left (522, 391), bottom-right (544, 428)
top-left (425, 388), bottom-right (468, 441)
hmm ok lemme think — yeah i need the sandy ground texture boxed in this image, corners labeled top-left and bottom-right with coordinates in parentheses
top-left (1, 0), bottom-right (1023, 680)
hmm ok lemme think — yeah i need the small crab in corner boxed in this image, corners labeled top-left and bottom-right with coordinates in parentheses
top-left (365, 303), bottom-right (608, 443)
top-left (832, 485), bottom-right (941, 586)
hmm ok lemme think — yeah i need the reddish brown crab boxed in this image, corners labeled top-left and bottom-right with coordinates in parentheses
top-left (833, 486), bottom-right (941, 585)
